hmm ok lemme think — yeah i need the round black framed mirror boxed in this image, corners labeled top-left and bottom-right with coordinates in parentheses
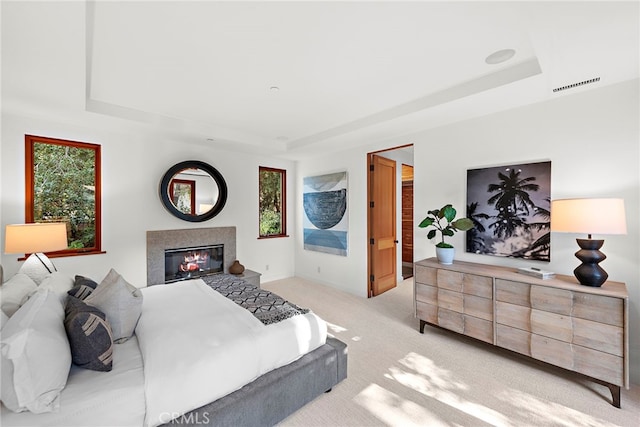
top-left (159, 160), bottom-right (228, 222)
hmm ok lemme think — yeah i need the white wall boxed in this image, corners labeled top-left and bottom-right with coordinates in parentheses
top-left (0, 112), bottom-right (297, 286)
top-left (295, 149), bottom-right (367, 296)
top-left (295, 79), bottom-right (640, 384)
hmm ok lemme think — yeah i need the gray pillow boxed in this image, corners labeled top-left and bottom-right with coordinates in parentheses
top-left (84, 269), bottom-right (142, 343)
top-left (64, 297), bottom-right (113, 371)
top-left (67, 275), bottom-right (99, 300)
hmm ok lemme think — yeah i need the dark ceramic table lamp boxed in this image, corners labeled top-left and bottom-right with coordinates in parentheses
top-left (551, 198), bottom-right (627, 287)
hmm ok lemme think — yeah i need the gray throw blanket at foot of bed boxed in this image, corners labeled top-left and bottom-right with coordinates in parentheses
top-left (201, 274), bottom-right (309, 325)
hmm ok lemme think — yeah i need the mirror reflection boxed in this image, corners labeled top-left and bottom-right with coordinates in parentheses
top-left (160, 161), bottom-right (227, 222)
top-left (169, 168), bottom-right (220, 215)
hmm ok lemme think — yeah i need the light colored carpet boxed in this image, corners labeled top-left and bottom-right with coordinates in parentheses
top-left (262, 277), bottom-right (640, 427)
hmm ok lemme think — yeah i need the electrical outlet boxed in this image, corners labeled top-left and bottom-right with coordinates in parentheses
top-left (265, 264), bottom-right (269, 271)
top-left (317, 266), bottom-right (321, 273)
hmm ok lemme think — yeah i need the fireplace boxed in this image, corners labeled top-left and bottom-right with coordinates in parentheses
top-left (164, 244), bottom-right (223, 283)
top-left (147, 227), bottom-right (236, 286)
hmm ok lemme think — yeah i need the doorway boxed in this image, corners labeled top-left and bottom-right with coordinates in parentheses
top-left (401, 164), bottom-right (414, 279)
top-left (367, 145), bottom-right (414, 297)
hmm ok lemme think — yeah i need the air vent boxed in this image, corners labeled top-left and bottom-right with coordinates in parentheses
top-left (553, 77), bottom-right (600, 93)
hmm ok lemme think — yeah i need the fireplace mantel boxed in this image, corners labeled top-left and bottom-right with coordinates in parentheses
top-left (146, 227), bottom-right (236, 286)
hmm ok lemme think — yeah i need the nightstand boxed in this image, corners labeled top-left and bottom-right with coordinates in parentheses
top-left (239, 269), bottom-right (261, 287)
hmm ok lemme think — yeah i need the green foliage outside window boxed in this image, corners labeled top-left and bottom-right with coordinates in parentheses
top-left (33, 143), bottom-right (96, 249)
top-left (259, 167), bottom-right (285, 237)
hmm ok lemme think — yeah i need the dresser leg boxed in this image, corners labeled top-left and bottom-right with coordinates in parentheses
top-left (607, 383), bottom-right (621, 408)
top-left (591, 377), bottom-right (621, 408)
top-left (419, 320), bottom-right (426, 334)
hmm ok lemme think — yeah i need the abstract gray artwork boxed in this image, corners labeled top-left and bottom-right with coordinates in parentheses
top-left (303, 172), bottom-right (348, 256)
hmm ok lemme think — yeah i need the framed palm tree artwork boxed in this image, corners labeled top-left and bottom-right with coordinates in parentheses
top-left (466, 161), bottom-right (551, 261)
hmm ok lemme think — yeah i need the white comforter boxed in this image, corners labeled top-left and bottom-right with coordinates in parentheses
top-left (136, 279), bottom-right (327, 427)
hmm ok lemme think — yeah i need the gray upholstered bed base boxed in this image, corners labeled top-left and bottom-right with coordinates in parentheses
top-left (162, 336), bottom-right (348, 427)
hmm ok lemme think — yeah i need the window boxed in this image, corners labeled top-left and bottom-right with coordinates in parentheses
top-left (258, 166), bottom-right (287, 238)
top-left (25, 135), bottom-right (103, 256)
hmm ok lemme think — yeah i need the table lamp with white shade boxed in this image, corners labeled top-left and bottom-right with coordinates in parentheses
top-left (550, 198), bottom-right (627, 287)
top-left (4, 223), bottom-right (68, 284)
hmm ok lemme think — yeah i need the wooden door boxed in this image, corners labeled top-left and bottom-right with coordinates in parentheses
top-left (368, 154), bottom-right (397, 296)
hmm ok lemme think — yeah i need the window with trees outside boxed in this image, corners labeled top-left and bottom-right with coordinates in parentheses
top-left (25, 135), bottom-right (102, 256)
top-left (259, 166), bottom-right (287, 238)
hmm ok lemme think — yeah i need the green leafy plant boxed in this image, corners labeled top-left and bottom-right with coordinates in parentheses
top-left (419, 204), bottom-right (474, 248)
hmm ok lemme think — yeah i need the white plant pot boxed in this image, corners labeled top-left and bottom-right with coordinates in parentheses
top-left (436, 247), bottom-right (455, 265)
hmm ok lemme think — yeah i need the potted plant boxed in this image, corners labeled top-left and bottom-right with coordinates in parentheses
top-left (419, 204), bottom-right (474, 264)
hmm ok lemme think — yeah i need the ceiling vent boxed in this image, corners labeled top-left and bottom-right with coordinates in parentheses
top-left (553, 77), bottom-right (600, 93)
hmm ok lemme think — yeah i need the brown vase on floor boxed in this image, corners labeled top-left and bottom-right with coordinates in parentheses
top-left (229, 260), bottom-right (245, 275)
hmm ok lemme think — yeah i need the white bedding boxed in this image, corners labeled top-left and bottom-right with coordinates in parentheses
top-left (0, 336), bottom-right (145, 427)
top-left (1, 278), bottom-right (326, 427)
top-left (137, 279), bottom-right (327, 427)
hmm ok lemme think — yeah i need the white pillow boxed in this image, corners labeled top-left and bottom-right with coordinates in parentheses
top-left (84, 269), bottom-right (143, 344)
top-left (0, 289), bottom-right (72, 413)
top-left (0, 310), bottom-right (8, 329)
top-left (39, 272), bottom-right (74, 303)
top-left (0, 273), bottom-right (38, 317)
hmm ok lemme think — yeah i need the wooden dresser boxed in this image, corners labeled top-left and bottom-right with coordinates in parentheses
top-left (414, 257), bottom-right (629, 407)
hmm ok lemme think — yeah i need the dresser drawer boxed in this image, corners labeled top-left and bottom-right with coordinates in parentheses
top-left (574, 344), bottom-right (624, 386)
top-left (438, 288), bottom-right (463, 313)
top-left (495, 279), bottom-right (530, 307)
top-left (438, 308), bottom-right (464, 333)
top-left (416, 301), bottom-right (437, 324)
top-left (415, 265), bottom-right (437, 286)
top-left (530, 285), bottom-right (572, 315)
top-left (573, 317), bottom-right (623, 357)
top-left (573, 292), bottom-right (624, 327)
top-left (496, 301), bottom-right (530, 331)
top-left (464, 315), bottom-right (493, 344)
top-left (415, 283), bottom-right (437, 305)
top-left (530, 333), bottom-right (574, 371)
top-left (463, 274), bottom-right (493, 298)
top-left (437, 269), bottom-right (463, 292)
top-left (530, 309), bottom-right (573, 342)
top-left (464, 294), bottom-right (492, 321)
top-left (496, 324), bottom-right (530, 356)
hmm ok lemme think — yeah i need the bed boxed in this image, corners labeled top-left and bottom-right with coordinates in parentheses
top-left (0, 269), bottom-right (347, 427)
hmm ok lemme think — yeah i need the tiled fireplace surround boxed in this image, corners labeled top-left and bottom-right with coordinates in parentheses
top-left (146, 227), bottom-right (236, 286)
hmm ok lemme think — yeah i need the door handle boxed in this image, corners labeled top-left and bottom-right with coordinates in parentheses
top-left (394, 240), bottom-right (399, 244)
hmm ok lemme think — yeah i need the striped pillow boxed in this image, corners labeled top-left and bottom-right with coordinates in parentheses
top-left (64, 297), bottom-right (113, 371)
top-left (67, 275), bottom-right (98, 300)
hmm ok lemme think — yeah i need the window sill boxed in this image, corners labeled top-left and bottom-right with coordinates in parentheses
top-left (17, 250), bottom-right (106, 261)
top-left (257, 235), bottom-right (290, 240)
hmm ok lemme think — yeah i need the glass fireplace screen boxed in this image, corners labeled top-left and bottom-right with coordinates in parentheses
top-left (164, 244), bottom-right (223, 283)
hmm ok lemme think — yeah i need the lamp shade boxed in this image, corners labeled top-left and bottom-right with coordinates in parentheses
top-left (4, 223), bottom-right (68, 254)
top-left (550, 198), bottom-right (627, 236)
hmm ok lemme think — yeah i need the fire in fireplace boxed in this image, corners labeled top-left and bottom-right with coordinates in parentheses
top-left (164, 244), bottom-right (223, 283)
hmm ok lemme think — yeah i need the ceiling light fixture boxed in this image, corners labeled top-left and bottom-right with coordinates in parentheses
top-left (485, 49), bottom-right (516, 65)
top-left (270, 86), bottom-right (280, 92)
